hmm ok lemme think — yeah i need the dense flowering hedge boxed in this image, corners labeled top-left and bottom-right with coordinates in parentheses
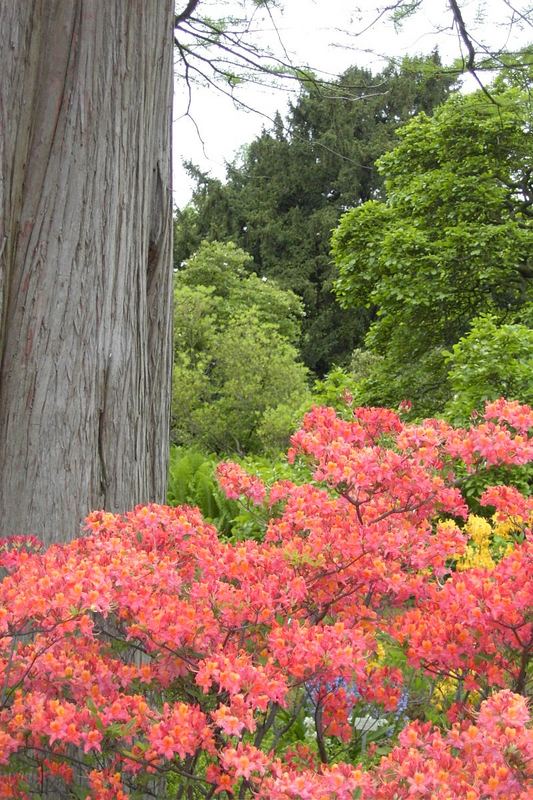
top-left (0, 400), bottom-right (531, 798)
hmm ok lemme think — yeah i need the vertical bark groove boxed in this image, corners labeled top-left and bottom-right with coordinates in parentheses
top-left (0, 0), bottom-right (174, 542)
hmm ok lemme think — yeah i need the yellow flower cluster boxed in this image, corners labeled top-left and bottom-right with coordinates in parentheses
top-left (458, 515), bottom-right (496, 571)
top-left (492, 515), bottom-right (522, 539)
top-left (367, 641), bottom-right (386, 670)
top-left (454, 514), bottom-right (521, 572)
top-left (432, 674), bottom-right (480, 713)
top-left (432, 676), bottom-right (458, 712)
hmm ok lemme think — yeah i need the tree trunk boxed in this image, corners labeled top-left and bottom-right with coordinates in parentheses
top-left (0, 0), bottom-right (174, 544)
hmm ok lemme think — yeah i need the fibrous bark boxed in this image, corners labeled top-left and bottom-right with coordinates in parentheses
top-left (0, 0), bottom-right (174, 543)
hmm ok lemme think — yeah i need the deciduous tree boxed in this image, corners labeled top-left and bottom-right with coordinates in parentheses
top-left (333, 80), bottom-right (532, 415)
top-left (172, 241), bottom-right (310, 454)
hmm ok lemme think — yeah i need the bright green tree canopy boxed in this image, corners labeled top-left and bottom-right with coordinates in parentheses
top-left (332, 81), bottom-right (533, 415)
top-left (444, 316), bottom-right (533, 424)
top-left (172, 241), bottom-right (310, 455)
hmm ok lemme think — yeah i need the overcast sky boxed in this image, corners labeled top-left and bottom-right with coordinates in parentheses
top-left (172, 0), bottom-right (531, 207)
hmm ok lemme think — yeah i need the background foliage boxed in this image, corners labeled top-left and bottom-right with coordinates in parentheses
top-left (175, 54), bottom-right (456, 374)
top-left (332, 78), bottom-right (533, 416)
top-left (171, 241), bottom-right (311, 455)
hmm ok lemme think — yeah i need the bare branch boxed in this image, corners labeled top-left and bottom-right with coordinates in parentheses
top-left (501, 0), bottom-right (533, 27)
top-left (174, 39), bottom-right (209, 160)
top-left (449, 0), bottom-right (476, 69)
top-left (175, 0), bottom-right (202, 26)
top-left (448, 0), bottom-right (500, 103)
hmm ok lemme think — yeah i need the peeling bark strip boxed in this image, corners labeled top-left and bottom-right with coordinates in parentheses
top-left (0, 1), bottom-right (174, 543)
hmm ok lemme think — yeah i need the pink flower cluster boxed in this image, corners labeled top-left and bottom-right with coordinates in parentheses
top-left (0, 399), bottom-right (529, 798)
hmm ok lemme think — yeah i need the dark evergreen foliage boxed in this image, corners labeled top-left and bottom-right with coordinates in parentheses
top-left (175, 54), bottom-right (456, 374)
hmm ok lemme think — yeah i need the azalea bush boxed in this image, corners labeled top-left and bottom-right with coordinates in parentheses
top-left (0, 399), bottom-right (531, 798)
